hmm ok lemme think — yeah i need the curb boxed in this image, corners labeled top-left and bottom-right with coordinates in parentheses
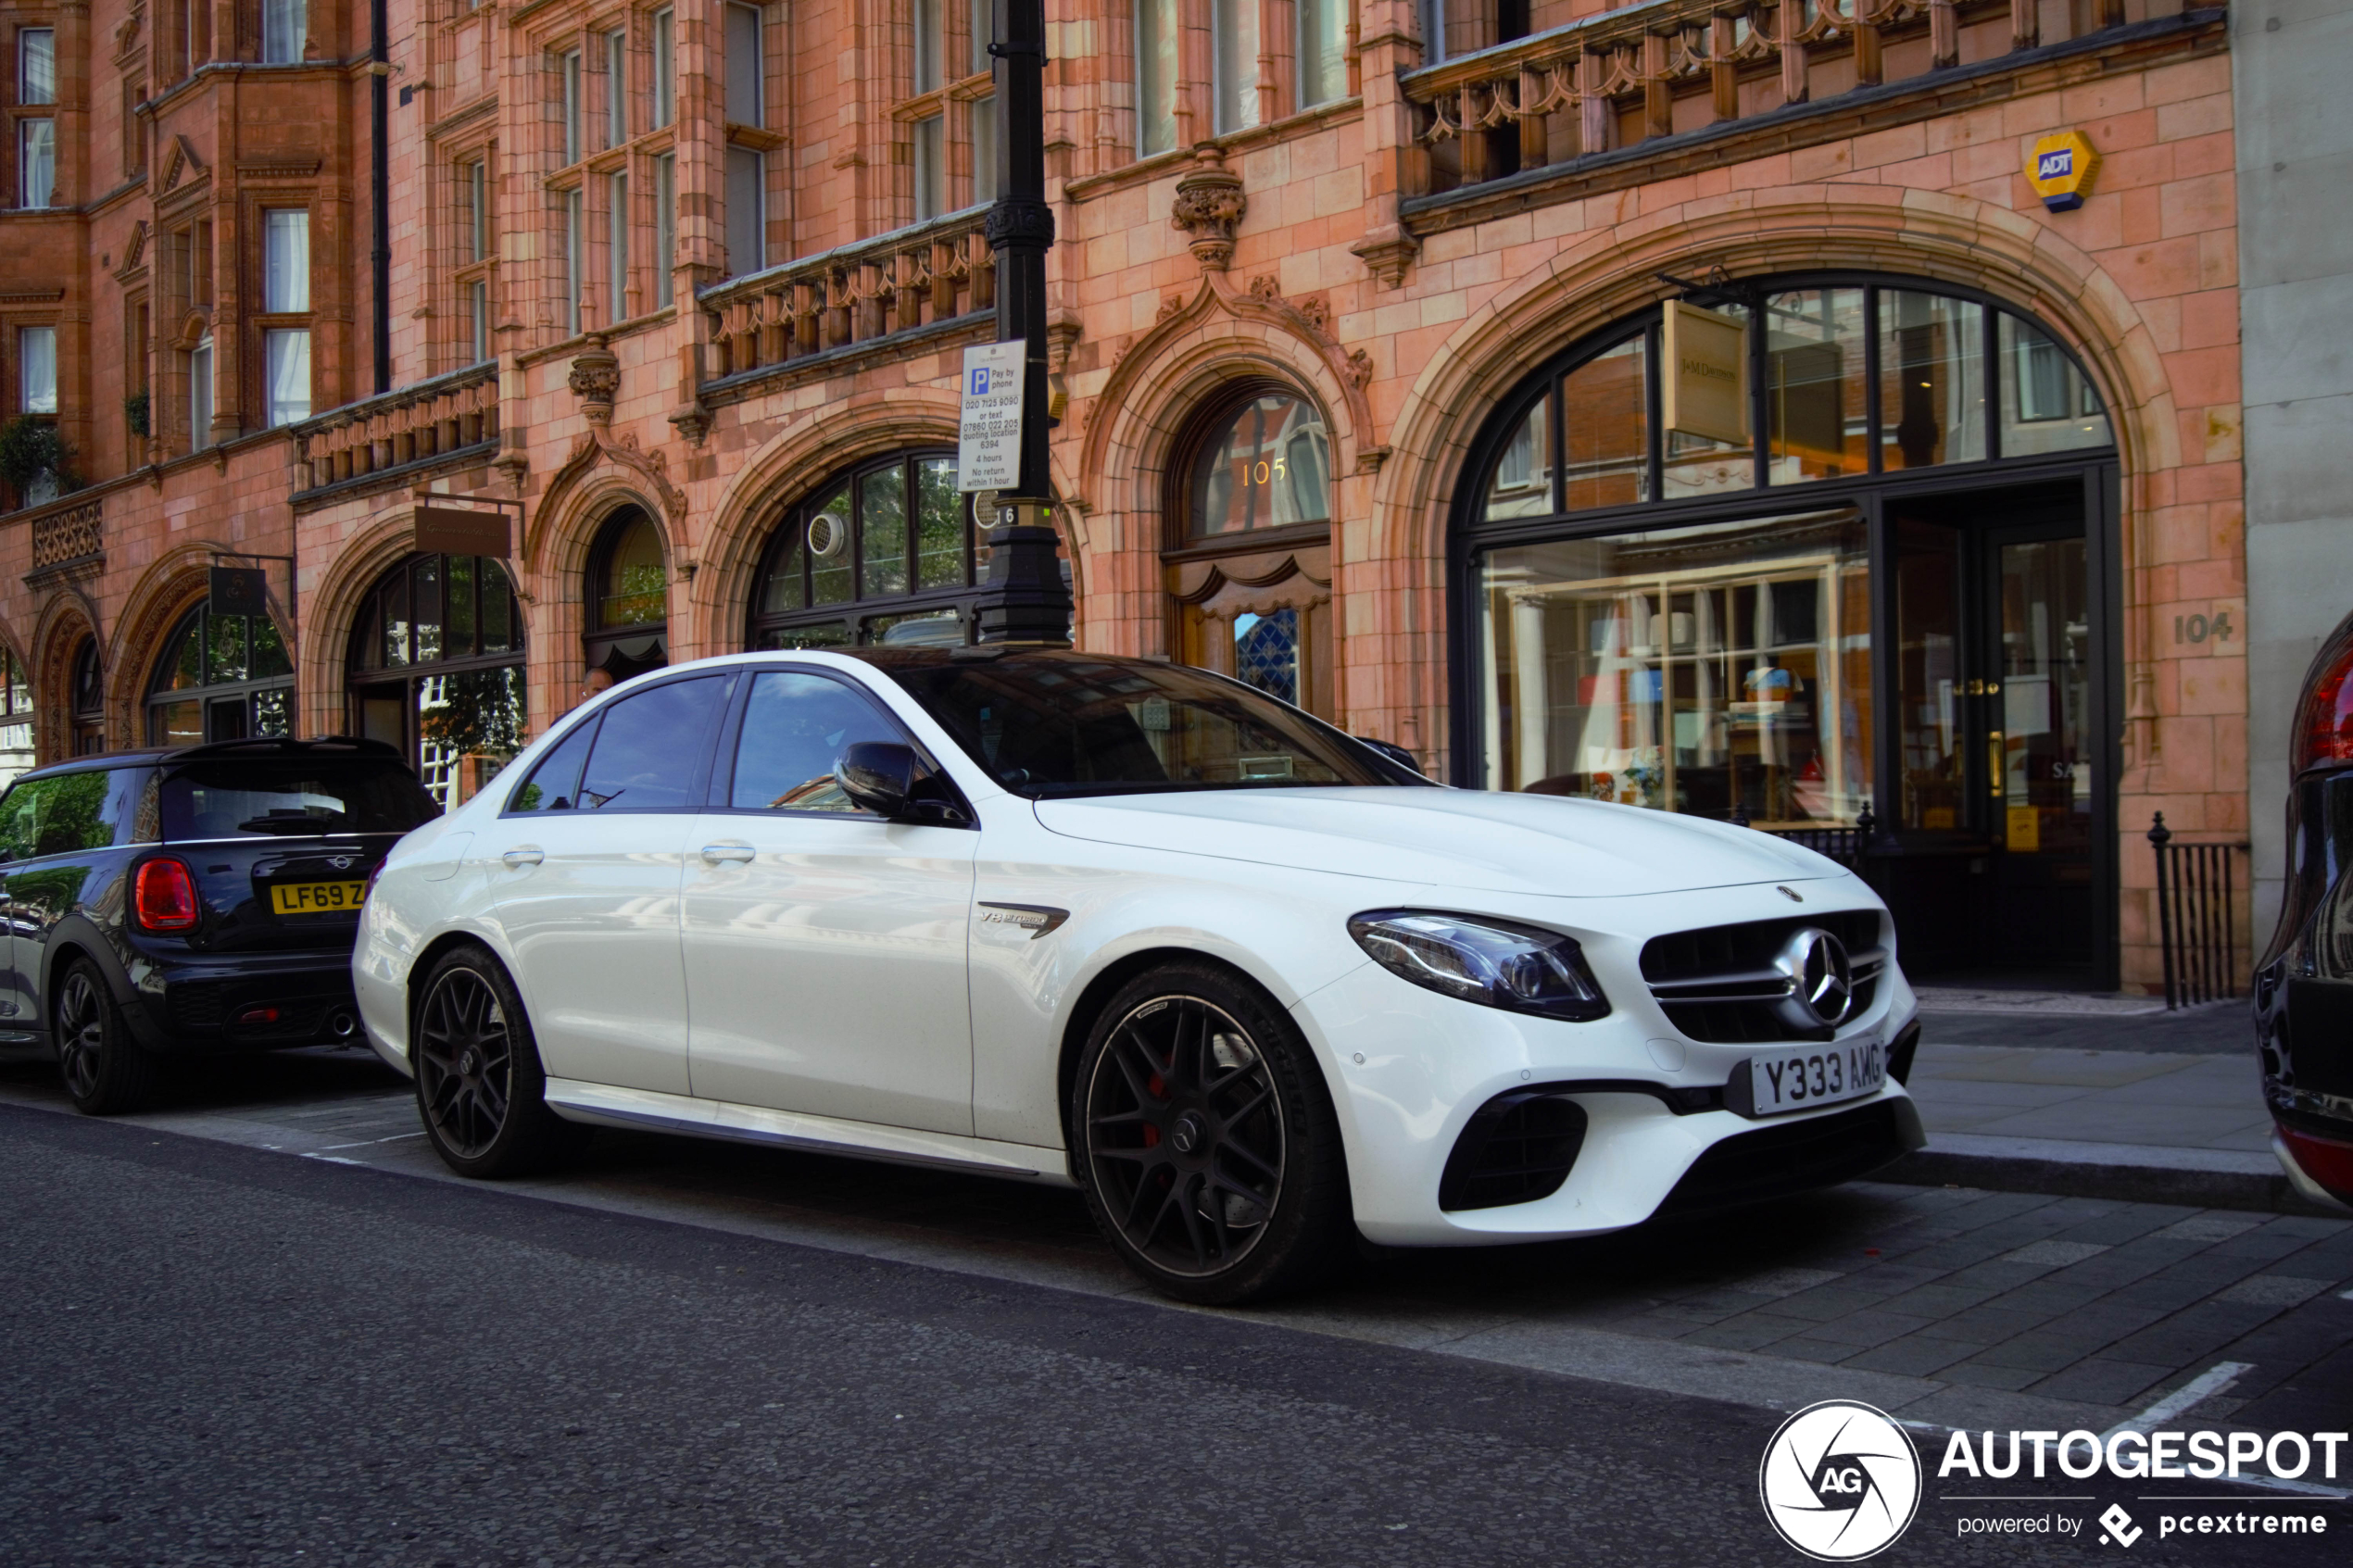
top-left (1875, 1133), bottom-right (2349, 1218)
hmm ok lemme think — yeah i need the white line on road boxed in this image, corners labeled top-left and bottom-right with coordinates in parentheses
top-left (313, 1131), bottom-right (425, 1151)
top-left (2102, 1361), bottom-right (2254, 1437)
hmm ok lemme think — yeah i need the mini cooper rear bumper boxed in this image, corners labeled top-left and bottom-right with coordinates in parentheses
top-left (123, 948), bottom-right (367, 1054)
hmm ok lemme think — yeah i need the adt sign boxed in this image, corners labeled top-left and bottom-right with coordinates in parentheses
top-left (2026, 130), bottom-right (2100, 212)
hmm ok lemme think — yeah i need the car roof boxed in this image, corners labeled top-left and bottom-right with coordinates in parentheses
top-left (7, 735), bottom-right (406, 784)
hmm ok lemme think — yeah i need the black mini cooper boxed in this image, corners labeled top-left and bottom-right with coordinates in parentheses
top-left (0, 737), bottom-right (440, 1113)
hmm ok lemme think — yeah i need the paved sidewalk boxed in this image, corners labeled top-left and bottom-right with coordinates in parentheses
top-left (1885, 990), bottom-right (2324, 1214)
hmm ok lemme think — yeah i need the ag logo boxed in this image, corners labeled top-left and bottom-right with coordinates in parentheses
top-left (1758, 1400), bottom-right (1921, 1561)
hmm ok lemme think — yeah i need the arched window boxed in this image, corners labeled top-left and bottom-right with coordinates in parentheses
top-left (346, 552), bottom-right (526, 805)
top-left (1166, 385), bottom-right (1337, 718)
top-left (0, 646), bottom-right (32, 784)
top-left (749, 450), bottom-right (981, 650)
top-left (585, 506), bottom-right (668, 683)
top-left (69, 636), bottom-right (103, 755)
top-left (1186, 392), bottom-right (1332, 538)
top-left (1458, 274), bottom-right (2120, 982)
top-left (146, 603), bottom-right (294, 746)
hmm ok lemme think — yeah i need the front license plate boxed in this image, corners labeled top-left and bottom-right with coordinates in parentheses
top-left (1749, 1040), bottom-right (1883, 1115)
top-left (271, 881), bottom-right (367, 916)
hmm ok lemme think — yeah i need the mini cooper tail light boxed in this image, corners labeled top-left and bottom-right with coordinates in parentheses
top-left (2294, 633), bottom-right (2353, 773)
top-left (134, 859), bottom-right (200, 933)
top-left (1349, 910), bottom-right (1609, 1022)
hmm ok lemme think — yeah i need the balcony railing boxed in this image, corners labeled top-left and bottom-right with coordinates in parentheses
top-left (698, 207), bottom-right (996, 387)
top-left (293, 362), bottom-right (499, 493)
top-left (1403, 0), bottom-right (2184, 200)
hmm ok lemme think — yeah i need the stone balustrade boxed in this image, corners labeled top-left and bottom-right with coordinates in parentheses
top-left (293, 363), bottom-right (500, 494)
top-left (1402, 0), bottom-right (2167, 197)
top-left (698, 208), bottom-right (996, 386)
top-left (26, 496), bottom-right (104, 575)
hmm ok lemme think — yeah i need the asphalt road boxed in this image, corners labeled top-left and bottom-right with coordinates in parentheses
top-left (0, 1103), bottom-right (2339, 1568)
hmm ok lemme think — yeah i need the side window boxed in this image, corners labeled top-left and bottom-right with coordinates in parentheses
top-left (508, 717), bottom-right (600, 814)
top-left (730, 671), bottom-right (910, 813)
top-left (0, 777), bottom-right (56, 860)
top-left (576, 676), bottom-right (730, 810)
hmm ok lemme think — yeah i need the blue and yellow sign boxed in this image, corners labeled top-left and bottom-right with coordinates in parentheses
top-left (2026, 131), bottom-right (2100, 212)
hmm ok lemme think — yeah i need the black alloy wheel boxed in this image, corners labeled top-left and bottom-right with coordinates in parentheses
top-left (55, 959), bottom-right (157, 1116)
top-left (1076, 962), bottom-right (1350, 1304)
top-left (411, 946), bottom-right (582, 1178)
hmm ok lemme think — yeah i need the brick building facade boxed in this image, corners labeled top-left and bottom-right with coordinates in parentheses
top-left (0, 0), bottom-right (2242, 991)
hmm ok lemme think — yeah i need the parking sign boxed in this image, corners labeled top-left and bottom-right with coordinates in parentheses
top-left (958, 341), bottom-right (1027, 493)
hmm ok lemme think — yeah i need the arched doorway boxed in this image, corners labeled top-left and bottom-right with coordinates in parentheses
top-left (584, 505), bottom-right (669, 684)
top-left (69, 636), bottom-right (104, 755)
top-left (346, 552), bottom-right (527, 806)
top-left (1164, 385), bottom-right (1337, 719)
top-left (1453, 275), bottom-right (2120, 985)
top-left (748, 450), bottom-right (986, 650)
top-left (145, 602), bottom-right (294, 746)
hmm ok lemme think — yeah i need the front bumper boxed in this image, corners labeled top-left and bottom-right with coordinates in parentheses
top-left (1290, 902), bottom-right (1923, 1247)
top-left (127, 948), bottom-right (365, 1054)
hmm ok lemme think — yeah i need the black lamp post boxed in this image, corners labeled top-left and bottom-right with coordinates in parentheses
top-left (974, 0), bottom-right (1073, 646)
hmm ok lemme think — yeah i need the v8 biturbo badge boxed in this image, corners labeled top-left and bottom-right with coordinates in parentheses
top-left (2026, 130), bottom-right (2100, 212)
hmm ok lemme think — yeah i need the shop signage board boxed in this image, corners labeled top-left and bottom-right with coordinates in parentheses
top-left (1661, 300), bottom-right (1749, 447)
top-left (2026, 131), bottom-right (2100, 212)
top-left (208, 566), bottom-right (269, 617)
top-left (956, 340), bottom-right (1026, 494)
top-left (414, 506), bottom-right (511, 558)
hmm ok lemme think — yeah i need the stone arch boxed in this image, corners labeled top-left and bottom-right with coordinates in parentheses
top-left (108, 543), bottom-right (287, 742)
top-left (297, 510), bottom-right (442, 741)
top-left (1076, 305), bottom-right (1367, 662)
top-left (525, 476), bottom-right (673, 676)
top-left (693, 387), bottom-right (962, 659)
top-left (1356, 184), bottom-right (2176, 774)
top-left (29, 591), bottom-right (101, 763)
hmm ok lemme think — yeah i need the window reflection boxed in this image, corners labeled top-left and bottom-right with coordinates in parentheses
top-left (1189, 395), bottom-right (1332, 536)
top-left (1563, 341), bottom-right (1649, 509)
top-left (749, 451), bottom-right (982, 649)
top-left (1478, 511), bottom-right (1873, 826)
top-left (1880, 292), bottom-right (1985, 470)
top-left (147, 605), bottom-right (294, 746)
top-left (1483, 395), bottom-right (1551, 521)
top-left (2000, 315), bottom-right (2112, 457)
top-left (1766, 288), bottom-right (1869, 483)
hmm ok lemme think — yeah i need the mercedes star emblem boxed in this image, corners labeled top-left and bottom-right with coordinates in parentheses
top-left (1771, 927), bottom-right (1856, 1030)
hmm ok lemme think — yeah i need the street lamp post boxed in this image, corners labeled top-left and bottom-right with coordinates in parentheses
top-left (974, 0), bottom-right (1072, 646)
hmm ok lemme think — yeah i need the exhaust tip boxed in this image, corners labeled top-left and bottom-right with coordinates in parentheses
top-left (329, 1010), bottom-right (359, 1040)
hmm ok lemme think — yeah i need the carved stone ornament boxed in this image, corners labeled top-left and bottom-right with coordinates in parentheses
top-left (1170, 146), bottom-right (1248, 272)
top-left (567, 332), bottom-right (621, 422)
top-left (1350, 226), bottom-right (1419, 290)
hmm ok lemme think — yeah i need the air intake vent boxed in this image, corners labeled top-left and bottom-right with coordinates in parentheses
top-left (1439, 1090), bottom-right (1590, 1211)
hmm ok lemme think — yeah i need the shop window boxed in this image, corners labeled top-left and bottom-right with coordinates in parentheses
top-left (749, 451), bottom-right (981, 650)
top-left (1880, 292), bottom-right (1985, 471)
top-left (0, 645), bottom-right (34, 785)
top-left (346, 554), bottom-right (527, 805)
top-left (1187, 393), bottom-right (1332, 538)
top-left (1766, 287), bottom-right (1869, 483)
top-left (585, 507), bottom-right (669, 683)
top-left (70, 637), bottom-right (104, 755)
top-left (2000, 315), bottom-right (2111, 457)
top-left (146, 604), bottom-right (294, 746)
top-left (1475, 513), bottom-right (1874, 824)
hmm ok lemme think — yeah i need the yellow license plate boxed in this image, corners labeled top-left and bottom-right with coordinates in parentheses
top-left (271, 881), bottom-right (367, 915)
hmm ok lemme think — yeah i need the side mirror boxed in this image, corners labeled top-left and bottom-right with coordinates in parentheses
top-left (1356, 735), bottom-right (1425, 778)
top-left (835, 742), bottom-right (915, 819)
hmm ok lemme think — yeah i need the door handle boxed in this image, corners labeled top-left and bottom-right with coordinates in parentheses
top-left (700, 843), bottom-right (756, 865)
top-left (501, 847), bottom-right (544, 867)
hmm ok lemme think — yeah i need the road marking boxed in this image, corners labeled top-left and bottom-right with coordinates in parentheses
top-left (314, 1131), bottom-right (425, 1151)
top-left (299, 1153), bottom-right (365, 1166)
top-left (2102, 1360), bottom-right (2253, 1437)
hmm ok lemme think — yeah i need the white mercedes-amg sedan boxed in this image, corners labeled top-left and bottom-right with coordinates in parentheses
top-left (355, 648), bottom-right (1925, 1302)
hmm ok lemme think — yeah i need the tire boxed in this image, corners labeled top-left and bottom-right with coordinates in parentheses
top-left (54, 959), bottom-right (158, 1116)
top-left (411, 944), bottom-right (585, 1179)
top-left (1072, 960), bottom-right (1351, 1305)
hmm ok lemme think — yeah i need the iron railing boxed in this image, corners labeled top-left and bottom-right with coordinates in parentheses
top-left (2147, 813), bottom-right (2246, 1010)
top-left (1732, 803), bottom-right (1878, 868)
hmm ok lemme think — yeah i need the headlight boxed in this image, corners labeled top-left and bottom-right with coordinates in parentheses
top-left (1347, 910), bottom-right (1609, 1022)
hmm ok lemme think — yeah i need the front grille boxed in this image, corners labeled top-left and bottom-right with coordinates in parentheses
top-left (1439, 1090), bottom-right (1591, 1211)
top-left (1655, 1099), bottom-right (1921, 1218)
top-left (1641, 911), bottom-right (1886, 1043)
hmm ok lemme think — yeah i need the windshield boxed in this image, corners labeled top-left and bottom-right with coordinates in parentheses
top-left (161, 761), bottom-right (441, 840)
top-left (869, 652), bottom-right (1421, 797)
